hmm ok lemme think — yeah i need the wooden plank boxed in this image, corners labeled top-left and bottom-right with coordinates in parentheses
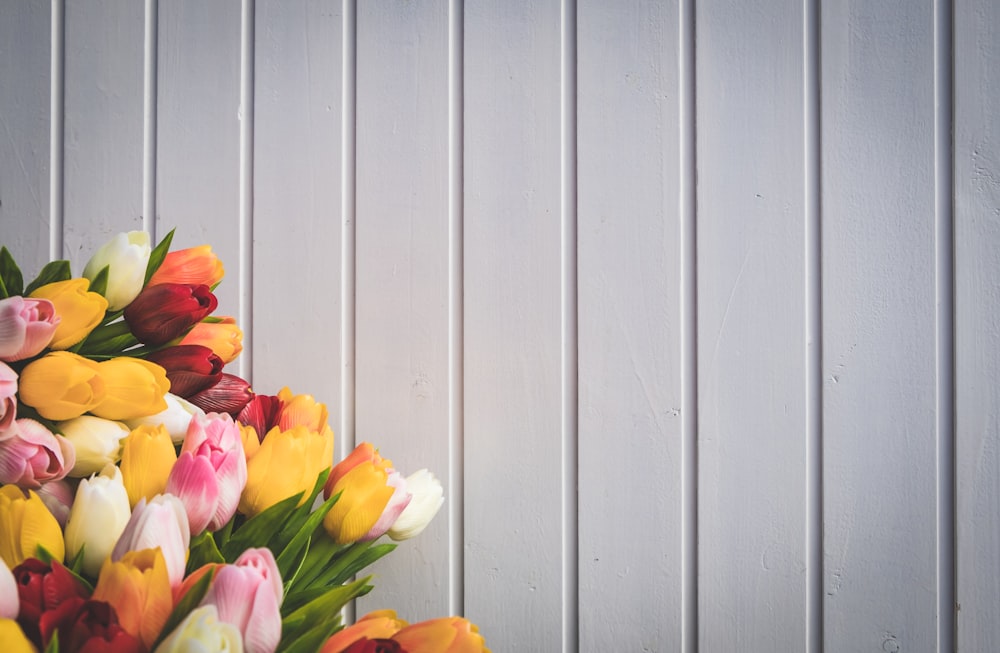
top-left (955, 0), bottom-right (1000, 648)
top-left (695, 0), bottom-right (808, 649)
top-left (156, 0), bottom-right (242, 318)
top-left (0, 2), bottom-right (51, 274)
top-left (251, 0), bottom-right (344, 413)
top-left (61, 0), bottom-right (145, 269)
top-left (463, 0), bottom-right (564, 648)
top-left (352, 0), bottom-right (451, 621)
top-left (576, 0), bottom-right (683, 649)
top-left (821, 1), bottom-right (937, 649)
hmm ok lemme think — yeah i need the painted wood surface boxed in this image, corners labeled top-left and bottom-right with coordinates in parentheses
top-left (2, 1), bottom-right (999, 650)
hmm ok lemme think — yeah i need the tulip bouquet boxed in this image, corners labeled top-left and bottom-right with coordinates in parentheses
top-left (0, 232), bottom-right (488, 653)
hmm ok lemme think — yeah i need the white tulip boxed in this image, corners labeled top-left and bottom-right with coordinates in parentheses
top-left (82, 231), bottom-right (151, 311)
top-left (125, 392), bottom-right (204, 445)
top-left (0, 557), bottom-right (17, 619)
top-left (388, 468), bottom-right (444, 541)
top-left (64, 464), bottom-right (132, 578)
top-left (58, 415), bottom-right (131, 477)
top-left (153, 605), bottom-right (243, 653)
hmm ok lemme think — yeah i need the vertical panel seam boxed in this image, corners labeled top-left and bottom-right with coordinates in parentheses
top-left (804, 0), bottom-right (824, 650)
top-left (560, 0), bottom-right (580, 651)
top-left (50, 0), bottom-right (65, 259)
top-left (448, 0), bottom-right (466, 618)
top-left (341, 0), bottom-right (358, 624)
top-left (142, 0), bottom-right (158, 240)
top-left (934, 0), bottom-right (957, 650)
top-left (240, 0), bottom-right (255, 384)
top-left (679, 0), bottom-right (698, 650)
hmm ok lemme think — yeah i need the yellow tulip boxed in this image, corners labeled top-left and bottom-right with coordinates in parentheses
top-left (0, 485), bottom-right (64, 566)
top-left (91, 357), bottom-right (170, 420)
top-left (277, 387), bottom-right (329, 432)
top-left (239, 423), bottom-right (333, 517)
top-left (120, 424), bottom-right (177, 507)
top-left (239, 422), bottom-right (261, 460)
top-left (0, 619), bottom-right (36, 653)
top-left (18, 351), bottom-right (105, 421)
top-left (29, 278), bottom-right (108, 349)
top-left (92, 548), bottom-right (173, 650)
top-left (323, 461), bottom-right (396, 545)
top-left (180, 317), bottom-right (243, 364)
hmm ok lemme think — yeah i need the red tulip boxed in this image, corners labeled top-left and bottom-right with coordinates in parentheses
top-left (38, 597), bottom-right (141, 653)
top-left (12, 558), bottom-right (89, 646)
top-left (123, 283), bottom-right (217, 346)
top-left (236, 394), bottom-right (284, 440)
top-left (187, 373), bottom-right (254, 416)
top-left (146, 344), bottom-right (224, 398)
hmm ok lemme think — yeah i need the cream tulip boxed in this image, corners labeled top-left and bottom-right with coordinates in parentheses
top-left (387, 468), bottom-right (444, 541)
top-left (57, 415), bottom-right (131, 477)
top-left (153, 605), bottom-right (243, 653)
top-left (124, 392), bottom-right (204, 445)
top-left (82, 231), bottom-right (152, 311)
top-left (64, 464), bottom-right (132, 578)
top-left (0, 557), bottom-right (17, 619)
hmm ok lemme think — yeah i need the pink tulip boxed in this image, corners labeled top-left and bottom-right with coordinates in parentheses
top-left (200, 547), bottom-right (283, 653)
top-left (112, 493), bottom-right (190, 589)
top-left (166, 413), bottom-right (247, 534)
top-left (0, 361), bottom-right (15, 434)
top-left (0, 558), bottom-right (16, 619)
top-left (0, 418), bottom-right (75, 488)
top-left (35, 479), bottom-right (75, 528)
top-left (0, 296), bottom-right (59, 362)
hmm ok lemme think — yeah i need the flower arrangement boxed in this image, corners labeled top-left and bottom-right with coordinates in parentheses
top-left (0, 231), bottom-right (489, 653)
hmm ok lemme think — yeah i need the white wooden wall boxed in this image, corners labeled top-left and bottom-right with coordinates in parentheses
top-left (1, 1), bottom-right (998, 651)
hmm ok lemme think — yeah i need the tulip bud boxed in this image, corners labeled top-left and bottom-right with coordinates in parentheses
top-left (392, 617), bottom-right (490, 652)
top-left (145, 345), bottom-right (223, 398)
top-left (240, 423), bottom-right (333, 517)
top-left (29, 278), bottom-right (108, 350)
top-left (322, 443), bottom-right (411, 545)
top-left (82, 231), bottom-right (152, 311)
top-left (181, 317), bottom-right (243, 364)
top-left (166, 413), bottom-right (247, 533)
top-left (91, 357), bottom-right (170, 421)
top-left (387, 469), bottom-right (444, 541)
top-left (112, 494), bottom-right (190, 589)
top-left (18, 351), bottom-right (105, 421)
top-left (92, 548), bottom-right (173, 650)
top-left (57, 415), bottom-right (130, 477)
top-left (0, 485), bottom-right (64, 566)
top-left (124, 283), bottom-right (218, 346)
top-left (187, 373), bottom-right (254, 416)
top-left (65, 465), bottom-right (132, 578)
top-left (199, 548), bottom-right (282, 653)
top-left (11, 558), bottom-right (89, 646)
top-left (124, 392), bottom-right (204, 445)
top-left (149, 245), bottom-right (225, 288)
top-left (319, 610), bottom-right (407, 653)
top-left (0, 362), bottom-right (15, 433)
top-left (120, 424), bottom-right (177, 507)
top-left (153, 605), bottom-right (242, 653)
top-left (0, 419), bottom-right (75, 489)
top-left (0, 296), bottom-right (59, 362)
top-left (0, 559), bottom-right (17, 620)
top-left (237, 394), bottom-right (284, 438)
top-left (39, 596), bottom-right (142, 652)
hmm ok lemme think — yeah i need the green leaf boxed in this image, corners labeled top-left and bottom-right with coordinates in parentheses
top-left (0, 247), bottom-right (22, 298)
top-left (269, 470), bottom-right (332, 553)
top-left (279, 577), bottom-right (372, 650)
top-left (44, 629), bottom-right (59, 653)
top-left (286, 531), bottom-right (342, 592)
top-left (144, 228), bottom-right (175, 286)
top-left (151, 566), bottom-right (216, 650)
top-left (88, 264), bottom-right (110, 297)
top-left (24, 260), bottom-right (72, 295)
top-left (275, 492), bottom-right (337, 580)
top-left (187, 531), bottom-right (226, 575)
top-left (221, 491), bottom-right (305, 561)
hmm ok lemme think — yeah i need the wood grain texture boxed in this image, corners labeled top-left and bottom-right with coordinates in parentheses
top-left (695, 0), bottom-right (808, 649)
top-left (463, 0), bottom-right (564, 649)
top-left (0, 2), bottom-right (51, 274)
top-left (821, 0), bottom-right (938, 649)
top-left (353, 0), bottom-right (452, 621)
top-left (576, 0), bottom-right (683, 648)
top-left (955, 0), bottom-right (1000, 648)
top-left (155, 0), bottom-right (242, 318)
top-left (61, 0), bottom-right (144, 269)
top-left (251, 0), bottom-right (344, 409)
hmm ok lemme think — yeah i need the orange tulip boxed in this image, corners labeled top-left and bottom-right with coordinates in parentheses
top-left (92, 548), bottom-right (173, 650)
top-left (393, 616), bottom-right (491, 653)
top-left (320, 610), bottom-right (407, 653)
top-left (180, 317), bottom-right (243, 364)
top-left (148, 245), bottom-right (224, 288)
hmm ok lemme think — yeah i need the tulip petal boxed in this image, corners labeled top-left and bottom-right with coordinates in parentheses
top-left (167, 453), bottom-right (220, 535)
